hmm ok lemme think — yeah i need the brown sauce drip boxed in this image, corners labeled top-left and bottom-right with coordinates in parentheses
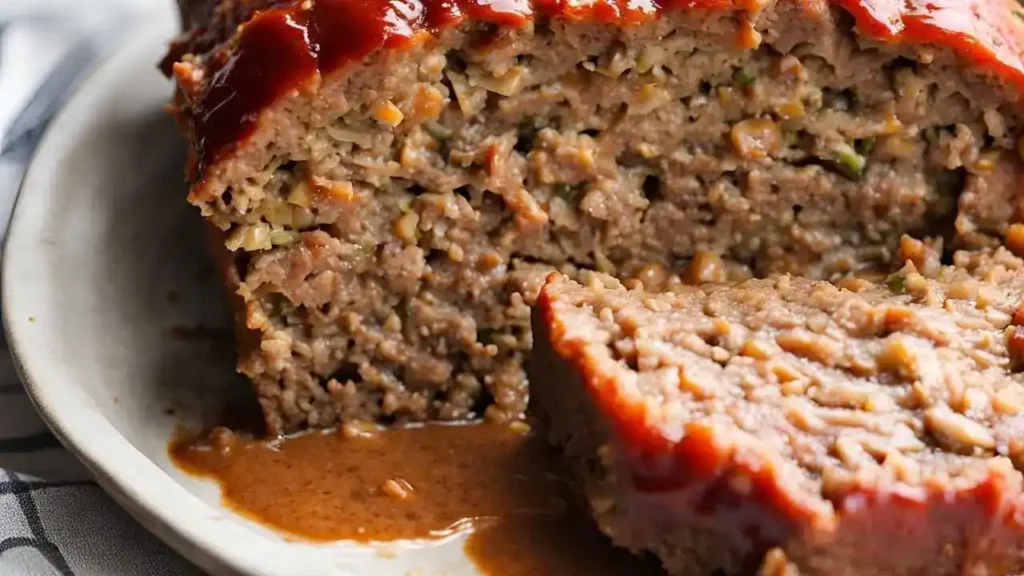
top-left (170, 421), bottom-right (660, 574)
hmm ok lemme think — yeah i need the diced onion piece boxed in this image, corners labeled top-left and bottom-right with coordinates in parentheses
top-left (325, 125), bottom-right (373, 148)
top-left (629, 84), bottom-right (671, 115)
top-left (270, 229), bottom-right (301, 246)
top-left (226, 223), bottom-right (272, 252)
top-left (636, 47), bottom-right (665, 74)
top-left (287, 181), bottom-right (311, 208)
top-left (263, 198), bottom-right (294, 226)
top-left (468, 66), bottom-right (526, 97)
top-left (445, 69), bottom-right (486, 116)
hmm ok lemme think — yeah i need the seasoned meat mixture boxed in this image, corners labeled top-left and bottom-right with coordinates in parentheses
top-left (528, 245), bottom-right (1024, 576)
top-left (163, 0), bottom-right (1024, 433)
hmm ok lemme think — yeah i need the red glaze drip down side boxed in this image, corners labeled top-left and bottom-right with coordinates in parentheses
top-left (193, 9), bottom-right (318, 175)
top-left (182, 0), bottom-right (1024, 183)
top-left (628, 423), bottom-right (812, 573)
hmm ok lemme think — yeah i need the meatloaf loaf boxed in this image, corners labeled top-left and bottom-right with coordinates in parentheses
top-left (164, 0), bottom-right (1024, 434)
top-left (528, 246), bottom-right (1024, 576)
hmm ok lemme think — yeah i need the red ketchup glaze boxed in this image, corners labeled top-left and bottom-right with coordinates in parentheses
top-left (1013, 302), bottom-right (1024, 327)
top-left (824, 470), bottom-right (1023, 570)
top-left (181, 0), bottom-right (1024, 179)
top-left (588, 370), bottom-right (1022, 572)
top-left (193, 9), bottom-right (317, 174)
top-left (161, 0), bottom-right (284, 75)
top-left (623, 423), bottom-right (814, 572)
top-left (189, 0), bottom-right (532, 172)
top-left (835, 0), bottom-right (1024, 90)
top-left (1008, 325), bottom-right (1024, 366)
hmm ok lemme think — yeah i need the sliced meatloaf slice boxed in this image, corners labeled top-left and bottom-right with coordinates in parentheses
top-left (164, 0), bottom-right (1024, 434)
top-left (528, 247), bottom-right (1024, 576)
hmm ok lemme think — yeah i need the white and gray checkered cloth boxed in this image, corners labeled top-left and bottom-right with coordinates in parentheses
top-left (0, 1), bottom-right (201, 574)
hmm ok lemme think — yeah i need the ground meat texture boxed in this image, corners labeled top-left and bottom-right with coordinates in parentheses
top-left (164, 0), bottom-right (1024, 434)
top-left (527, 250), bottom-right (1024, 576)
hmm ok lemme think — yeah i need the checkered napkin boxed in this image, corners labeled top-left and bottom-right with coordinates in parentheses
top-left (0, 2), bottom-right (201, 574)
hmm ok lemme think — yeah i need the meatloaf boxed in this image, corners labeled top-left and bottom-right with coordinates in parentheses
top-left (164, 0), bottom-right (1024, 434)
top-left (528, 246), bottom-right (1024, 576)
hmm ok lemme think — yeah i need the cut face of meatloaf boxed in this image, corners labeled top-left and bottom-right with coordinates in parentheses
top-left (528, 248), bottom-right (1024, 576)
top-left (164, 0), bottom-right (1024, 434)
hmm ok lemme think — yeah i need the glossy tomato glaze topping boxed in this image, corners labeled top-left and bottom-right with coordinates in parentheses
top-left (169, 0), bottom-right (1024, 180)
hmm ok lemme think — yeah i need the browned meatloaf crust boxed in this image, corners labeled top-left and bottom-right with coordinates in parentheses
top-left (528, 246), bottom-right (1024, 576)
top-left (163, 0), bottom-right (1024, 434)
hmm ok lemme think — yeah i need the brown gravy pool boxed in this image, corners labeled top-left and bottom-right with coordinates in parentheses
top-left (170, 421), bottom-right (657, 575)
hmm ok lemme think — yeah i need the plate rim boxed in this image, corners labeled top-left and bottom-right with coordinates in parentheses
top-left (0, 13), bottom-right (339, 576)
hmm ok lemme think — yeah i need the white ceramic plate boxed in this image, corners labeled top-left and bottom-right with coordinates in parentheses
top-left (2, 10), bottom-right (483, 576)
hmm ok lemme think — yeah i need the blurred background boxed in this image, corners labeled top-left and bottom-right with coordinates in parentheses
top-left (0, 2), bottom-right (200, 574)
top-left (1, 0), bottom-right (160, 239)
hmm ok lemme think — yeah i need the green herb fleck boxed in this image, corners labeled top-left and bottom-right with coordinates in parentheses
top-left (886, 272), bottom-right (907, 295)
top-left (554, 183), bottom-right (583, 203)
top-left (270, 294), bottom-right (296, 317)
top-left (734, 67), bottom-right (756, 89)
top-left (856, 136), bottom-right (876, 156)
top-left (831, 142), bottom-right (867, 181)
top-left (423, 120), bottom-right (453, 140)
